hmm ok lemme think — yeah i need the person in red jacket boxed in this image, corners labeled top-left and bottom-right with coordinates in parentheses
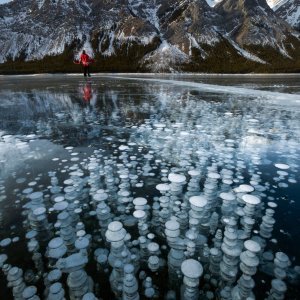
top-left (79, 50), bottom-right (94, 77)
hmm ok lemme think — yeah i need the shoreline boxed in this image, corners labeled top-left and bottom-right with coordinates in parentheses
top-left (1, 72), bottom-right (300, 78)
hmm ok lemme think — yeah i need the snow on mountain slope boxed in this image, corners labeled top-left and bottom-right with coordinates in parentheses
top-left (141, 40), bottom-right (190, 72)
top-left (276, 0), bottom-right (300, 30)
top-left (0, 0), bottom-right (158, 63)
top-left (267, 0), bottom-right (288, 9)
top-left (225, 38), bottom-right (267, 64)
top-left (205, 0), bottom-right (223, 7)
top-left (0, 0), bottom-right (13, 4)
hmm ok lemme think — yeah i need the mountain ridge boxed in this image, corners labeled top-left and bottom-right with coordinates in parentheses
top-left (0, 0), bottom-right (299, 73)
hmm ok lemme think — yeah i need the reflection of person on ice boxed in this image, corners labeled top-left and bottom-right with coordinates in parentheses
top-left (83, 82), bottom-right (92, 102)
top-left (79, 50), bottom-right (94, 77)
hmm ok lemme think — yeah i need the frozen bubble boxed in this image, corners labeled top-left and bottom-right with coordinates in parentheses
top-left (277, 171), bottom-right (288, 176)
top-left (133, 210), bottom-right (146, 219)
top-left (28, 181), bottom-right (37, 187)
top-left (119, 145), bottom-right (129, 151)
top-left (49, 237), bottom-right (64, 249)
top-left (54, 196), bottom-right (65, 203)
top-left (268, 202), bottom-right (277, 208)
top-left (52, 158), bottom-right (60, 161)
top-left (75, 237), bottom-right (89, 250)
top-left (271, 279), bottom-right (287, 292)
top-left (188, 170), bottom-right (200, 176)
top-left (236, 184), bottom-right (254, 193)
top-left (154, 123), bottom-right (166, 128)
top-left (22, 188), bottom-right (33, 195)
top-left (54, 201), bottom-right (68, 211)
top-left (93, 192), bottom-right (108, 202)
top-left (76, 230), bottom-right (86, 237)
top-left (64, 179), bottom-right (74, 185)
top-left (22, 286), bottom-right (37, 299)
top-left (148, 242), bottom-right (159, 253)
top-left (145, 288), bottom-right (155, 298)
top-left (0, 238), bottom-right (12, 247)
top-left (0, 254), bottom-right (8, 265)
top-left (244, 240), bottom-right (261, 253)
top-left (242, 194), bottom-right (260, 205)
top-left (288, 178), bottom-right (297, 184)
top-left (278, 183), bottom-right (288, 188)
top-left (223, 179), bottom-right (233, 185)
top-left (181, 259), bottom-right (203, 278)
top-left (16, 178), bottom-right (26, 184)
top-left (165, 220), bottom-right (180, 231)
top-left (208, 172), bottom-right (221, 180)
top-left (189, 196), bottom-right (207, 209)
top-left (83, 293), bottom-right (98, 300)
top-left (108, 221), bottom-right (123, 232)
top-left (48, 269), bottom-right (62, 282)
top-left (168, 173), bottom-right (186, 183)
top-left (274, 163), bottom-right (290, 170)
top-left (147, 233), bottom-right (155, 240)
top-left (26, 230), bottom-right (37, 239)
top-left (50, 282), bottom-right (62, 294)
top-left (133, 197), bottom-right (147, 206)
top-left (33, 207), bottom-right (46, 216)
top-left (220, 192), bottom-right (235, 201)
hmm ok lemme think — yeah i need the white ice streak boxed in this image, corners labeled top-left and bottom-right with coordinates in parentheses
top-left (106, 76), bottom-right (300, 106)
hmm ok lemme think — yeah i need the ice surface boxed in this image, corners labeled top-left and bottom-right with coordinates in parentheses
top-left (0, 75), bottom-right (299, 299)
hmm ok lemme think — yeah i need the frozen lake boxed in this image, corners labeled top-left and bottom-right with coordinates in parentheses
top-left (0, 74), bottom-right (299, 299)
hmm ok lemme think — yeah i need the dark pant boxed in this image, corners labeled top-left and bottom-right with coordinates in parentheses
top-left (83, 65), bottom-right (90, 77)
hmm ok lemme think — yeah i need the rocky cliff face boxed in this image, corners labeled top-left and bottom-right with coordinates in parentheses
top-left (215, 0), bottom-right (296, 58)
top-left (0, 0), bottom-right (299, 72)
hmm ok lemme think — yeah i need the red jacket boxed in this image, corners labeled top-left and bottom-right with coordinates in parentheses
top-left (83, 84), bottom-right (92, 102)
top-left (80, 53), bottom-right (93, 66)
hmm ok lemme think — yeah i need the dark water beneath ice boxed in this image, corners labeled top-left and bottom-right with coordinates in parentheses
top-left (0, 74), bottom-right (300, 299)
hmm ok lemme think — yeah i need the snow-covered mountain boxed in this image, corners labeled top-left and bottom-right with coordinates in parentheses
top-left (276, 0), bottom-right (300, 30)
top-left (267, 0), bottom-right (288, 8)
top-left (0, 0), bottom-right (299, 72)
